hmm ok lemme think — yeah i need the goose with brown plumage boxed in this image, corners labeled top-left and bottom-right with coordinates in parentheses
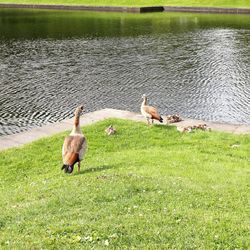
top-left (141, 94), bottom-right (163, 125)
top-left (62, 106), bottom-right (87, 174)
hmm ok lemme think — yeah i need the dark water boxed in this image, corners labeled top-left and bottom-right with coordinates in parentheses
top-left (0, 9), bottom-right (250, 135)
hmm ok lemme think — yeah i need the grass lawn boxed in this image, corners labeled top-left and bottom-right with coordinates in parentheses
top-left (0, 119), bottom-right (249, 249)
top-left (0, 0), bottom-right (250, 8)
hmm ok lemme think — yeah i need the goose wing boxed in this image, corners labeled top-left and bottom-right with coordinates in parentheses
top-left (143, 106), bottom-right (161, 120)
top-left (62, 135), bottom-right (86, 165)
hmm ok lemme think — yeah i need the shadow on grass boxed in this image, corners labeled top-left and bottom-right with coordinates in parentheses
top-left (79, 163), bottom-right (122, 175)
top-left (154, 123), bottom-right (177, 130)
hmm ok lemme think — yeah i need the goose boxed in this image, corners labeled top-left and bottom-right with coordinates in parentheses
top-left (105, 125), bottom-right (116, 135)
top-left (61, 105), bottom-right (87, 174)
top-left (141, 94), bottom-right (163, 125)
top-left (166, 114), bottom-right (183, 124)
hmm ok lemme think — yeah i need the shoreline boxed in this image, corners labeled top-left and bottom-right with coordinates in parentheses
top-left (0, 108), bottom-right (249, 151)
top-left (1, 3), bottom-right (250, 14)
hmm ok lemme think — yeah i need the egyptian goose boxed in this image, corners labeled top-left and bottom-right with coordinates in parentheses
top-left (166, 114), bottom-right (183, 124)
top-left (141, 94), bottom-right (163, 125)
top-left (105, 125), bottom-right (116, 135)
top-left (61, 106), bottom-right (87, 174)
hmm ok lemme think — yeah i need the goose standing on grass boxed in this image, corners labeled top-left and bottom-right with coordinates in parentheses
top-left (62, 106), bottom-right (87, 174)
top-left (141, 94), bottom-right (163, 125)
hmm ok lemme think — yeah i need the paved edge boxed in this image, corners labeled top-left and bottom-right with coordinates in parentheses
top-left (0, 4), bottom-right (164, 12)
top-left (0, 4), bottom-right (250, 14)
top-left (163, 6), bottom-right (250, 14)
top-left (0, 108), bottom-right (249, 151)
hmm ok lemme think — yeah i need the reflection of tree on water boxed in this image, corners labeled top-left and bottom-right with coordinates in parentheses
top-left (1, 10), bottom-right (250, 39)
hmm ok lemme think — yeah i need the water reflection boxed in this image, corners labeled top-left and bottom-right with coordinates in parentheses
top-left (0, 9), bottom-right (250, 135)
top-left (1, 9), bottom-right (250, 39)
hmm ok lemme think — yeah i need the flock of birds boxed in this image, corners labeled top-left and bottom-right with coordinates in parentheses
top-left (61, 94), bottom-right (163, 174)
top-left (61, 94), bottom-right (209, 174)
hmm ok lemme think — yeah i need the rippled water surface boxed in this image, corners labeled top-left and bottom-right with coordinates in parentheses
top-left (0, 9), bottom-right (250, 135)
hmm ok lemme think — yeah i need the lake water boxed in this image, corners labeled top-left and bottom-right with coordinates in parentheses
top-left (0, 9), bottom-right (250, 135)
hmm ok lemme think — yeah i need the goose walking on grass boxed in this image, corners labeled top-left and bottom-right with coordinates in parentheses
top-left (62, 106), bottom-right (87, 174)
top-left (141, 94), bottom-right (163, 125)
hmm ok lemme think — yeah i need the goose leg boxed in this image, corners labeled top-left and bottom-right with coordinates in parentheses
top-left (147, 118), bottom-right (150, 126)
top-left (78, 161), bottom-right (81, 173)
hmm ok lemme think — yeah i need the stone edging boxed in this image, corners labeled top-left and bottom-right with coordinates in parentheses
top-left (0, 4), bottom-right (164, 13)
top-left (163, 6), bottom-right (250, 14)
top-left (0, 108), bottom-right (249, 151)
top-left (0, 3), bottom-right (250, 14)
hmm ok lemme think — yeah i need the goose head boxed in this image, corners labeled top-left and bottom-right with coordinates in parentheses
top-left (74, 105), bottom-right (84, 117)
top-left (67, 165), bottom-right (74, 174)
top-left (141, 94), bottom-right (148, 105)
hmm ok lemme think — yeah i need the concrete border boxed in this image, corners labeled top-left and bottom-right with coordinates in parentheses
top-left (163, 6), bottom-right (250, 14)
top-left (0, 108), bottom-right (249, 151)
top-left (0, 4), bottom-right (250, 14)
top-left (0, 4), bottom-right (164, 13)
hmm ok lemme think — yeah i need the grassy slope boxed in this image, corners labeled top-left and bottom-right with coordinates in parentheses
top-left (0, 119), bottom-right (249, 249)
top-left (0, 0), bottom-right (250, 8)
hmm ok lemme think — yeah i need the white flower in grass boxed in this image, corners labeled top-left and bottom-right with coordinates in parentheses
top-left (104, 239), bottom-right (109, 246)
top-left (109, 233), bottom-right (117, 238)
top-left (76, 236), bottom-right (81, 242)
top-left (84, 236), bottom-right (93, 242)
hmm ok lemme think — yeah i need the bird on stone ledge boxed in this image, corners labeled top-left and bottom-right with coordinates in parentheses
top-left (61, 105), bottom-right (87, 174)
top-left (140, 94), bottom-right (163, 125)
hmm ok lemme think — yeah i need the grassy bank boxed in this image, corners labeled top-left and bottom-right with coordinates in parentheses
top-left (0, 0), bottom-right (250, 8)
top-left (0, 119), bottom-right (249, 249)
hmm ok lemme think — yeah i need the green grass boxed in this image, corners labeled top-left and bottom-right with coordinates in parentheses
top-left (0, 0), bottom-right (250, 8)
top-left (0, 119), bottom-right (249, 249)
